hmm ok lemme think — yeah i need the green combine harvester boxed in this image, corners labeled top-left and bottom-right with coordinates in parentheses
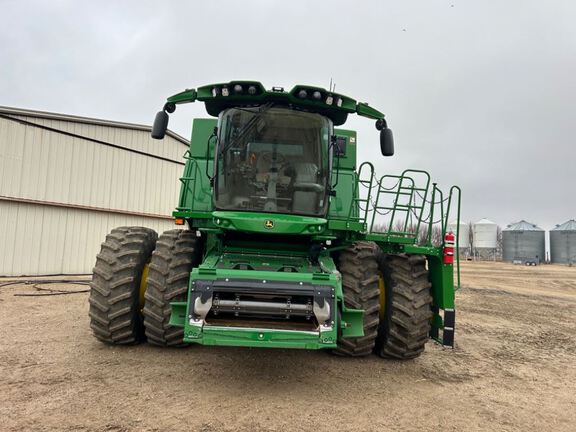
top-left (89, 81), bottom-right (461, 359)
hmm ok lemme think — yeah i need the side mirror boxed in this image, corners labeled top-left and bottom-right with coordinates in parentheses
top-left (151, 111), bottom-right (169, 140)
top-left (380, 128), bottom-right (394, 156)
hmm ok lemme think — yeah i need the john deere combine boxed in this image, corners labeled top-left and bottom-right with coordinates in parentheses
top-left (89, 81), bottom-right (460, 359)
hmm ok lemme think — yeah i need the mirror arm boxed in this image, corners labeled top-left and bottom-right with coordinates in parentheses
top-left (166, 89), bottom-right (198, 105)
top-left (151, 89), bottom-right (198, 140)
top-left (375, 118), bottom-right (387, 130)
top-left (356, 102), bottom-right (385, 120)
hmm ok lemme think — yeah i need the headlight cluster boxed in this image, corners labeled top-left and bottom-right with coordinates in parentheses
top-left (213, 217), bottom-right (231, 227)
top-left (307, 224), bottom-right (325, 233)
top-left (206, 82), bottom-right (346, 109)
top-left (293, 87), bottom-right (343, 107)
top-left (211, 84), bottom-right (259, 97)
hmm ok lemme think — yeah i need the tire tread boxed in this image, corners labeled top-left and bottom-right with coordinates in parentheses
top-left (376, 254), bottom-right (432, 359)
top-left (88, 226), bottom-right (157, 345)
top-left (334, 241), bottom-right (381, 357)
top-left (143, 229), bottom-right (202, 347)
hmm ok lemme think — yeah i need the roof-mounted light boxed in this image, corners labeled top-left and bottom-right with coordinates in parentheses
top-left (211, 87), bottom-right (221, 97)
top-left (325, 95), bottom-right (334, 105)
top-left (298, 89), bottom-right (308, 99)
top-left (248, 85), bottom-right (257, 95)
top-left (222, 86), bottom-right (230, 96)
top-left (234, 84), bottom-right (243, 93)
top-left (313, 91), bottom-right (321, 100)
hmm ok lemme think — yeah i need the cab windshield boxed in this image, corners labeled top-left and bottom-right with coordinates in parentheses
top-left (214, 106), bottom-right (331, 217)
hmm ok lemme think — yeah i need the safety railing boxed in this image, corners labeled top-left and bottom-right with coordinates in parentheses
top-left (343, 166), bottom-right (462, 288)
top-left (176, 151), bottom-right (203, 212)
top-left (345, 165), bottom-right (462, 249)
top-left (370, 169), bottom-right (431, 244)
top-left (346, 162), bottom-right (375, 226)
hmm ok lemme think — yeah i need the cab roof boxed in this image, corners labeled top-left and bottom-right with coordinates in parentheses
top-left (166, 80), bottom-right (384, 126)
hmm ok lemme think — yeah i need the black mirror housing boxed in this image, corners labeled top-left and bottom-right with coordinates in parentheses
top-left (151, 111), bottom-right (169, 140)
top-left (380, 128), bottom-right (394, 156)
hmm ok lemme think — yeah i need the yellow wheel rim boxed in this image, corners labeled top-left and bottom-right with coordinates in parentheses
top-left (378, 274), bottom-right (386, 320)
top-left (139, 263), bottom-right (150, 310)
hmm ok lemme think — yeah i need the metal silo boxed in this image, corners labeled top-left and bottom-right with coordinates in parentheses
top-left (502, 220), bottom-right (545, 264)
top-left (550, 219), bottom-right (576, 264)
top-left (448, 220), bottom-right (470, 256)
top-left (473, 218), bottom-right (498, 259)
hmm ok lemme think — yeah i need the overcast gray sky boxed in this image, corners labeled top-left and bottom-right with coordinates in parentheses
top-left (2, 0), bottom-right (575, 230)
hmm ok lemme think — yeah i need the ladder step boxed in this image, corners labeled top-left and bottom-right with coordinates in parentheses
top-left (377, 190), bottom-right (413, 196)
top-left (393, 204), bottom-right (423, 209)
top-left (398, 187), bottom-right (427, 192)
top-left (374, 206), bottom-right (397, 211)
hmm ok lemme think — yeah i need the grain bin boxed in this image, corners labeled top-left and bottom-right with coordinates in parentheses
top-left (550, 219), bottom-right (576, 264)
top-left (448, 220), bottom-right (470, 256)
top-left (473, 218), bottom-right (498, 259)
top-left (502, 220), bottom-right (545, 264)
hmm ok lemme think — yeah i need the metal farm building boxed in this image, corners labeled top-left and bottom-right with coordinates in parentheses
top-left (0, 106), bottom-right (188, 276)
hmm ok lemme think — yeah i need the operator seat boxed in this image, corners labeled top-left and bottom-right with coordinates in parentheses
top-left (292, 163), bottom-right (320, 214)
top-left (255, 151), bottom-right (290, 185)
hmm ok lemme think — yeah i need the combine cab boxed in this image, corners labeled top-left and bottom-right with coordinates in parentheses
top-left (88, 81), bottom-right (461, 359)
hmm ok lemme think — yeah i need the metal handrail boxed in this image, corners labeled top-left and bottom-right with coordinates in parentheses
top-left (344, 164), bottom-right (462, 287)
top-left (369, 169), bottom-right (431, 243)
top-left (337, 166), bottom-right (463, 284)
top-left (178, 154), bottom-right (202, 211)
top-left (445, 185), bottom-right (462, 289)
top-left (346, 162), bottom-right (375, 226)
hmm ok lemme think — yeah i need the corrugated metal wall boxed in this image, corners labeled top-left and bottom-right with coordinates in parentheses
top-left (0, 108), bottom-right (189, 276)
top-left (550, 230), bottom-right (576, 264)
top-left (502, 231), bottom-right (546, 263)
top-left (0, 201), bottom-right (176, 275)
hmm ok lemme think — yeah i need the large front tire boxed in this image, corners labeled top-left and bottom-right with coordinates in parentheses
top-left (376, 254), bottom-right (433, 359)
top-left (88, 226), bottom-right (157, 345)
top-left (333, 241), bottom-right (381, 356)
top-left (143, 230), bottom-right (203, 346)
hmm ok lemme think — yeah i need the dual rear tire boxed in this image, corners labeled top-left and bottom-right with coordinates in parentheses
top-left (89, 227), bottom-right (201, 346)
top-left (89, 227), bottom-right (157, 344)
top-left (335, 242), bottom-right (433, 359)
top-left (143, 230), bottom-right (202, 346)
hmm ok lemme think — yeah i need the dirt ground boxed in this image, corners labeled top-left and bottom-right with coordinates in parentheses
top-left (1, 261), bottom-right (575, 432)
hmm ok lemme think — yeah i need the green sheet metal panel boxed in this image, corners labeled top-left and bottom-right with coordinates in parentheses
top-left (188, 118), bottom-right (217, 158)
top-left (333, 128), bottom-right (357, 171)
top-left (176, 118), bottom-right (216, 214)
top-left (328, 170), bottom-right (357, 220)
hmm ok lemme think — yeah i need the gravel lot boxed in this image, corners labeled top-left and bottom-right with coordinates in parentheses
top-left (1, 261), bottom-right (575, 431)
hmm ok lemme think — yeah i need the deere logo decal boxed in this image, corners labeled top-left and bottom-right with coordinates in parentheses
top-left (264, 220), bottom-right (274, 229)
